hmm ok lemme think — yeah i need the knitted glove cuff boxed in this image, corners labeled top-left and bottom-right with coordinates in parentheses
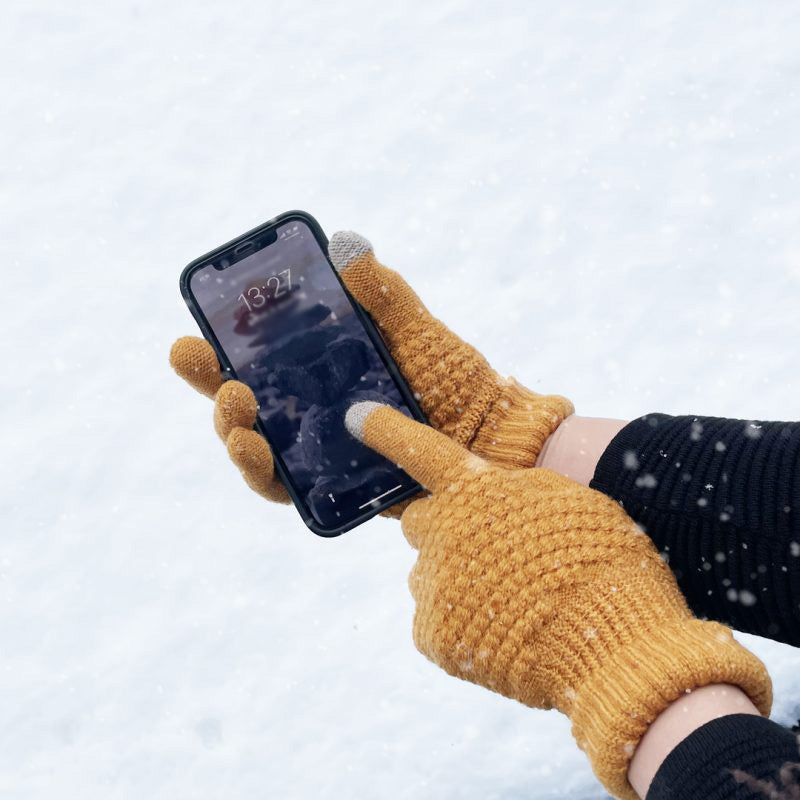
top-left (470, 378), bottom-right (575, 468)
top-left (570, 618), bottom-right (773, 800)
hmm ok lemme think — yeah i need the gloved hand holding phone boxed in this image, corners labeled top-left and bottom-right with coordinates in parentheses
top-left (170, 228), bottom-right (573, 520)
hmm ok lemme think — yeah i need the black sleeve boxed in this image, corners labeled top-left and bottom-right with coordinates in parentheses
top-left (646, 714), bottom-right (800, 800)
top-left (590, 413), bottom-right (800, 646)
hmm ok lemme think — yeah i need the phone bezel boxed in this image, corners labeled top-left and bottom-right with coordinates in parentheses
top-left (179, 209), bottom-right (427, 537)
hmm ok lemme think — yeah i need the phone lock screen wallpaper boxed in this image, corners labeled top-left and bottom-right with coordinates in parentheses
top-left (189, 220), bottom-right (417, 529)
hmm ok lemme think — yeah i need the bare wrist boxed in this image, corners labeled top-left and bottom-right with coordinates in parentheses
top-left (627, 684), bottom-right (761, 798)
top-left (535, 414), bottom-right (628, 486)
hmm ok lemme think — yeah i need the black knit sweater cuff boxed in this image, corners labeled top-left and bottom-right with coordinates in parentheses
top-left (589, 413), bottom-right (672, 499)
top-left (646, 714), bottom-right (800, 800)
top-left (589, 413), bottom-right (800, 645)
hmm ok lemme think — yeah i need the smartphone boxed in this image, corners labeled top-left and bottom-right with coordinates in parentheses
top-left (180, 210), bottom-right (426, 536)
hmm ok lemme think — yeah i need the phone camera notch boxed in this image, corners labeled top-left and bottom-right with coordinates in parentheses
top-left (212, 228), bottom-right (278, 271)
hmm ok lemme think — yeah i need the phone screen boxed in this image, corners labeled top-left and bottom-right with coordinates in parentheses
top-left (188, 217), bottom-right (418, 531)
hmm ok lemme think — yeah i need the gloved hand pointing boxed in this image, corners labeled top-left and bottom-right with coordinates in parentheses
top-left (344, 401), bottom-right (772, 800)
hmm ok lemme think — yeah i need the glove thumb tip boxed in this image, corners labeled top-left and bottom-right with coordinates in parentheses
top-left (329, 231), bottom-right (373, 272)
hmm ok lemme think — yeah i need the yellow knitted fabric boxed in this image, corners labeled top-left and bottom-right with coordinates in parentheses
top-left (170, 335), bottom-right (224, 398)
top-left (170, 338), bottom-right (290, 503)
top-left (329, 231), bottom-right (574, 469)
top-left (348, 402), bottom-right (773, 800)
top-left (171, 231), bottom-right (574, 503)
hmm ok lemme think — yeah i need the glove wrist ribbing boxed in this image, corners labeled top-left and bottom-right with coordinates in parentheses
top-left (470, 378), bottom-right (574, 469)
top-left (570, 616), bottom-right (771, 799)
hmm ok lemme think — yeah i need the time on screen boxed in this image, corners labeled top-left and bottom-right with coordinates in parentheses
top-left (237, 268), bottom-right (292, 312)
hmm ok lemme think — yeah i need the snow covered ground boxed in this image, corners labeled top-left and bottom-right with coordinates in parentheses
top-left (3, 1), bottom-right (800, 797)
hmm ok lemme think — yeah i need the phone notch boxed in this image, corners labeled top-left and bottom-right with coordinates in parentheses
top-left (234, 241), bottom-right (255, 257)
top-left (214, 229), bottom-right (278, 270)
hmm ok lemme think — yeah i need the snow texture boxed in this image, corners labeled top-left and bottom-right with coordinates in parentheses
top-left (2, 1), bottom-right (800, 798)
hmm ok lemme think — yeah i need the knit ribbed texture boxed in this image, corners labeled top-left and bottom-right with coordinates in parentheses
top-left (591, 414), bottom-right (800, 645)
top-left (647, 714), bottom-right (800, 800)
top-left (470, 379), bottom-right (574, 469)
top-left (353, 404), bottom-right (773, 800)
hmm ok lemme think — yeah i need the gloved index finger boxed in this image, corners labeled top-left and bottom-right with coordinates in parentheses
top-left (344, 402), bottom-right (482, 494)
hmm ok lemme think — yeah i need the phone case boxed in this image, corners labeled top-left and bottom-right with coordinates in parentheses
top-left (179, 210), bottom-right (428, 536)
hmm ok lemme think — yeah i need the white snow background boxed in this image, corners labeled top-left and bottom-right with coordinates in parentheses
top-left (2, 1), bottom-right (800, 798)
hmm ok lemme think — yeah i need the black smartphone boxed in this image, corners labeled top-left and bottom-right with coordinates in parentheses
top-left (180, 210), bottom-right (426, 536)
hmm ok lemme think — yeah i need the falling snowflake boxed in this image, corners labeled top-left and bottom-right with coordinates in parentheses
top-left (744, 422), bottom-right (763, 439)
top-left (739, 590), bottom-right (757, 607)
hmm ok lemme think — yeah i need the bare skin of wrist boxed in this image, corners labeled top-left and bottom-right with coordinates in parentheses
top-left (628, 684), bottom-right (761, 797)
top-left (535, 417), bottom-right (762, 797)
top-left (534, 414), bottom-right (628, 485)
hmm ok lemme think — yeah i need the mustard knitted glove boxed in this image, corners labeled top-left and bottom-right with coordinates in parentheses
top-left (170, 231), bottom-right (573, 505)
top-left (345, 402), bottom-right (773, 800)
top-left (328, 232), bottom-right (573, 468)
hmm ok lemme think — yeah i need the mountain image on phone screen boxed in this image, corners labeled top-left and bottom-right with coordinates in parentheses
top-left (187, 218), bottom-right (419, 531)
